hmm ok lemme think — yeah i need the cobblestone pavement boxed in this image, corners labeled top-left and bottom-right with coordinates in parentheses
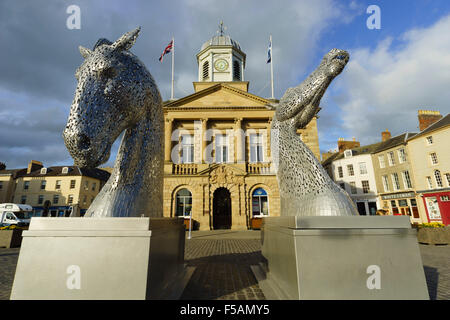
top-left (1, 231), bottom-right (449, 300)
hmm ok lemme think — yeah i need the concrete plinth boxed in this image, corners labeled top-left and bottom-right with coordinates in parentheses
top-left (251, 216), bottom-right (429, 300)
top-left (10, 217), bottom-right (194, 300)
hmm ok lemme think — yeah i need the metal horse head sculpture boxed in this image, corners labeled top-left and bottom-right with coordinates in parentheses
top-left (63, 28), bottom-right (164, 218)
top-left (271, 48), bottom-right (358, 217)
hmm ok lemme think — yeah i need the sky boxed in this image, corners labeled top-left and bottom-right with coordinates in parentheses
top-left (0, 0), bottom-right (449, 169)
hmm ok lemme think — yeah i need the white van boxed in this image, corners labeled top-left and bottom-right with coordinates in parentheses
top-left (0, 203), bottom-right (33, 227)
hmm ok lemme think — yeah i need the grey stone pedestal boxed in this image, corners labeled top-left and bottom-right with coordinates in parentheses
top-left (251, 216), bottom-right (429, 300)
top-left (10, 217), bottom-right (194, 300)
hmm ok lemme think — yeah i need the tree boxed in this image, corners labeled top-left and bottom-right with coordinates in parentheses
top-left (0, 162), bottom-right (6, 170)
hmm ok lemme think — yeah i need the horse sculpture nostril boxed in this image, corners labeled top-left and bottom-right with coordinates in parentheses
top-left (77, 134), bottom-right (91, 151)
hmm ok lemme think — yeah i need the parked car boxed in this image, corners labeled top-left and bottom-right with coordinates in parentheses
top-left (0, 203), bottom-right (33, 226)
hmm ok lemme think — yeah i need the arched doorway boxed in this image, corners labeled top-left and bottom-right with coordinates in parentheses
top-left (213, 187), bottom-right (231, 229)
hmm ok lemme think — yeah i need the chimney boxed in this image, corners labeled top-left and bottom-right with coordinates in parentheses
top-left (418, 110), bottom-right (442, 131)
top-left (381, 129), bottom-right (391, 142)
top-left (337, 137), bottom-right (360, 153)
top-left (27, 160), bottom-right (43, 174)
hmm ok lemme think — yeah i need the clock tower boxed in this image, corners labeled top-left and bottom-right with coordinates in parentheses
top-left (196, 22), bottom-right (246, 83)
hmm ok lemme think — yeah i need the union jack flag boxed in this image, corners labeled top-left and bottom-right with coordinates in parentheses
top-left (159, 40), bottom-right (173, 62)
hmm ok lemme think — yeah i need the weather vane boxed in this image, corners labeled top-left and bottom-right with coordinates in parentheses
top-left (217, 20), bottom-right (227, 36)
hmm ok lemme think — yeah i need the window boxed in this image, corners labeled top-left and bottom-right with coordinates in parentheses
top-left (215, 134), bottom-right (228, 163)
top-left (338, 166), bottom-right (343, 178)
top-left (38, 195), bottom-right (44, 205)
top-left (398, 148), bottom-right (406, 163)
top-left (441, 195), bottom-right (449, 202)
top-left (378, 155), bottom-right (386, 168)
top-left (62, 167), bottom-right (69, 174)
top-left (92, 182), bottom-right (96, 191)
top-left (53, 194), bottom-right (59, 205)
top-left (40, 167), bottom-right (47, 175)
top-left (339, 183), bottom-right (345, 190)
top-left (359, 162), bottom-right (367, 175)
top-left (202, 61), bottom-right (209, 80)
top-left (55, 180), bottom-right (61, 189)
top-left (426, 136), bottom-right (433, 145)
top-left (24, 181), bottom-right (30, 190)
top-left (0, 182), bottom-right (2, 190)
top-left (176, 188), bottom-right (192, 217)
top-left (362, 180), bottom-right (370, 194)
top-left (391, 173), bottom-right (400, 191)
top-left (430, 152), bottom-right (438, 165)
top-left (180, 134), bottom-right (194, 164)
top-left (435, 170), bottom-right (443, 188)
top-left (83, 195), bottom-right (87, 204)
top-left (70, 180), bottom-right (76, 189)
top-left (388, 152), bottom-right (395, 166)
top-left (426, 176), bottom-right (433, 189)
top-left (233, 60), bottom-right (241, 81)
top-left (84, 181), bottom-right (89, 190)
top-left (252, 188), bottom-right (269, 216)
top-left (344, 150), bottom-right (352, 158)
top-left (347, 164), bottom-right (354, 176)
top-left (20, 195), bottom-right (27, 204)
top-left (382, 175), bottom-right (390, 192)
top-left (250, 134), bottom-right (264, 163)
top-left (446, 173), bottom-right (450, 187)
top-left (402, 170), bottom-right (413, 189)
top-left (40, 180), bottom-right (46, 190)
top-left (68, 195), bottom-right (74, 205)
top-left (349, 182), bottom-right (357, 194)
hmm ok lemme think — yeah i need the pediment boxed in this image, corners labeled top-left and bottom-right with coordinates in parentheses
top-left (164, 83), bottom-right (270, 108)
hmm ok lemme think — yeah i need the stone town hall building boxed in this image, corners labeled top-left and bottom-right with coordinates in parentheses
top-left (162, 31), bottom-right (320, 230)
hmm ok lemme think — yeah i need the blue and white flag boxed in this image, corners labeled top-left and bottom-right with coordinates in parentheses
top-left (267, 39), bottom-right (272, 64)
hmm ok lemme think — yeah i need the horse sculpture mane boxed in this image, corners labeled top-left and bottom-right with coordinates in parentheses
top-left (63, 27), bottom-right (164, 218)
top-left (271, 48), bottom-right (358, 217)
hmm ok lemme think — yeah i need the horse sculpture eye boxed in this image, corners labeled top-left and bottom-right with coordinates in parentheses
top-left (101, 67), bottom-right (117, 79)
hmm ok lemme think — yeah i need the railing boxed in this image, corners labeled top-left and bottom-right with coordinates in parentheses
top-left (172, 163), bottom-right (198, 175)
top-left (246, 163), bottom-right (272, 174)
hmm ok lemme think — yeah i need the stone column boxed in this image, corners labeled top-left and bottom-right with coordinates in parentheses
top-left (201, 118), bottom-right (208, 163)
top-left (234, 118), bottom-right (244, 163)
top-left (164, 118), bottom-right (173, 162)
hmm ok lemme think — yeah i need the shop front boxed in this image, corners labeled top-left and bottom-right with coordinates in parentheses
top-left (380, 191), bottom-right (420, 223)
top-left (420, 189), bottom-right (450, 225)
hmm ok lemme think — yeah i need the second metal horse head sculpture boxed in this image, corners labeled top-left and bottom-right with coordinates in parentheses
top-left (63, 27), bottom-right (164, 218)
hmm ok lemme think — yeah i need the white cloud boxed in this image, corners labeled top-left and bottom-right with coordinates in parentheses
top-left (337, 14), bottom-right (450, 145)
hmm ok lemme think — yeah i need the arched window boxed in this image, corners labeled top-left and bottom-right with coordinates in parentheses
top-left (435, 170), bottom-right (443, 188)
top-left (252, 188), bottom-right (268, 216)
top-left (233, 60), bottom-right (241, 81)
top-left (176, 188), bottom-right (192, 217)
top-left (202, 61), bottom-right (209, 80)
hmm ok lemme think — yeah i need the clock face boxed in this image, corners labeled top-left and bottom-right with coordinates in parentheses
top-left (214, 59), bottom-right (229, 71)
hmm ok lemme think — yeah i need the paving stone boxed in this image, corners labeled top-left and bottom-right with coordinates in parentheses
top-left (0, 233), bottom-right (449, 300)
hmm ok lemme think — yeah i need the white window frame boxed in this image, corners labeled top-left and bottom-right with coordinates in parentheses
top-left (391, 173), bottom-right (400, 191)
top-left (361, 180), bottom-right (370, 194)
top-left (249, 133), bottom-right (264, 163)
top-left (347, 164), bottom-right (354, 176)
top-left (426, 176), bottom-right (433, 189)
top-left (402, 170), bottom-right (413, 189)
top-left (398, 148), bottom-right (406, 163)
top-left (359, 162), bottom-right (368, 175)
top-left (388, 152), bottom-right (395, 166)
top-left (382, 175), bottom-right (390, 192)
top-left (215, 134), bottom-right (228, 163)
top-left (435, 170), bottom-right (443, 188)
top-left (426, 136), bottom-right (433, 145)
top-left (180, 134), bottom-right (194, 164)
top-left (430, 152), bottom-right (438, 165)
top-left (378, 155), bottom-right (386, 169)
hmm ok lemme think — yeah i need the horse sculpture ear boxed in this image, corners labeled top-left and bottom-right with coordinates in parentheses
top-left (111, 27), bottom-right (141, 51)
top-left (79, 46), bottom-right (93, 59)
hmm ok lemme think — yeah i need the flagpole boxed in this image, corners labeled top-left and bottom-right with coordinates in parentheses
top-left (270, 35), bottom-right (274, 99)
top-left (171, 36), bottom-right (175, 100)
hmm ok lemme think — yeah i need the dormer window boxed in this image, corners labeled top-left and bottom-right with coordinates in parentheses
top-left (62, 167), bottom-right (69, 174)
top-left (40, 167), bottom-right (47, 175)
top-left (344, 150), bottom-right (353, 158)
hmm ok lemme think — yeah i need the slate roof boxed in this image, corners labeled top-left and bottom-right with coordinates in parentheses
top-left (407, 113), bottom-right (450, 140)
top-left (372, 132), bottom-right (418, 153)
top-left (2, 166), bottom-right (110, 182)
